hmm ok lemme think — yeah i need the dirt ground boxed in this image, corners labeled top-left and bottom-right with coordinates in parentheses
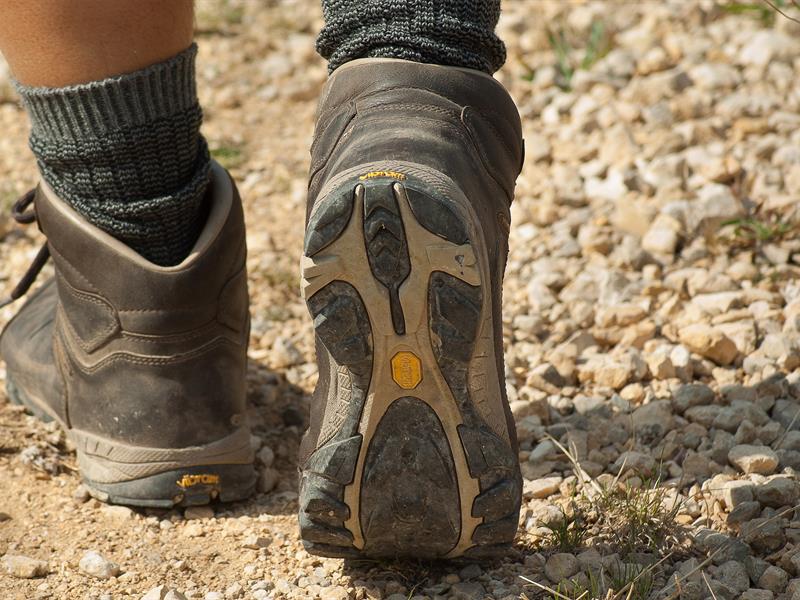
top-left (3, 1), bottom-right (800, 599)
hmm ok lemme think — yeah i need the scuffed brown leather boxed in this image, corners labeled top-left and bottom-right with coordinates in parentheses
top-left (0, 164), bottom-right (250, 448)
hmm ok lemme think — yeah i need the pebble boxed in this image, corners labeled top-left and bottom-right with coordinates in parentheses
top-left (257, 445), bottom-right (275, 467)
top-left (759, 566), bottom-right (789, 594)
top-left (691, 183), bottom-right (743, 230)
top-left (142, 587), bottom-right (188, 600)
top-left (184, 506), bottom-right (215, 520)
top-left (73, 484), bottom-right (91, 503)
top-left (673, 383), bottom-right (715, 413)
top-left (450, 581), bottom-right (486, 600)
top-left (729, 445), bottom-right (780, 475)
top-left (257, 466), bottom-right (279, 493)
top-left (318, 587), bottom-right (348, 600)
top-left (755, 477), bottom-right (799, 508)
top-left (670, 345), bottom-right (693, 380)
top-left (642, 214), bottom-right (681, 256)
top-left (141, 585), bottom-right (168, 600)
top-left (78, 551), bottom-right (120, 579)
top-left (524, 476), bottom-right (562, 499)
top-left (100, 505), bottom-right (135, 521)
top-left (459, 564), bottom-right (482, 580)
top-left (271, 336), bottom-right (303, 368)
top-left (739, 30), bottom-right (799, 67)
top-left (2, 554), bottom-right (49, 579)
top-left (632, 400), bottom-right (673, 438)
top-left (544, 553), bottom-right (580, 582)
top-left (242, 534), bottom-right (271, 549)
top-left (612, 451), bottom-right (656, 476)
top-left (722, 480), bottom-right (754, 509)
top-left (716, 560), bottom-right (749, 593)
top-left (679, 324), bottom-right (739, 365)
top-left (741, 518), bottom-right (786, 554)
top-left (727, 501), bottom-right (761, 526)
top-left (696, 529), bottom-right (749, 564)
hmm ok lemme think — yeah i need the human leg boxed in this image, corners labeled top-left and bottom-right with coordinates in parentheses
top-left (0, 2), bottom-right (255, 506)
top-left (317, 0), bottom-right (505, 73)
top-left (0, 1), bottom-right (209, 266)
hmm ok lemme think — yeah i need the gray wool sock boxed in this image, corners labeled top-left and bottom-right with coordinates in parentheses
top-left (15, 44), bottom-right (210, 267)
top-left (317, 0), bottom-right (505, 74)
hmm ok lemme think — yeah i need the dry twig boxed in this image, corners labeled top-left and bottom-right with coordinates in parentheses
top-left (763, 0), bottom-right (800, 23)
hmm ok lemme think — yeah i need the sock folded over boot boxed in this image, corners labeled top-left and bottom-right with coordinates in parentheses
top-left (317, 0), bottom-right (506, 74)
top-left (15, 44), bottom-right (211, 266)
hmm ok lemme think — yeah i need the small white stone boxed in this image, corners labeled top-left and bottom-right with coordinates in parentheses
top-left (78, 551), bottom-right (120, 579)
top-left (257, 467), bottom-right (279, 493)
top-left (141, 586), bottom-right (167, 600)
top-left (689, 63), bottom-right (741, 90)
top-left (642, 214), bottom-right (681, 256)
top-left (242, 534), bottom-right (271, 549)
top-left (645, 347), bottom-right (675, 380)
top-left (100, 505), bottom-right (135, 521)
top-left (523, 476), bottom-right (563, 499)
top-left (257, 445), bottom-right (275, 467)
top-left (679, 324), bottom-right (738, 366)
top-left (2, 555), bottom-right (49, 579)
top-left (739, 30), bottom-right (800, 67)
top-left (728, 445), bottom-right (779, 475)
top-left (318, 586), bottom-right (349, 600)
top-left (224, 581), bottom-right (243, 597)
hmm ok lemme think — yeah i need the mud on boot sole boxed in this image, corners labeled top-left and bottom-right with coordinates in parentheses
top-left (6, 377), bottom-right (256, 508)
top-left (300, 163), bottom-right (520, 559)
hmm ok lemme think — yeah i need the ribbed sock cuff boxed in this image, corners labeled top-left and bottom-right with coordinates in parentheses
top-left (15, 44), bottom-right (199, 142)
top-left (15, 44), bottom-right (211, 267)
top-left (317, 0), bottom-right (506, 74)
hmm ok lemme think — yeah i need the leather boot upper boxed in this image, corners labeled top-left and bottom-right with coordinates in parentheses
top-left (0, 161), bottom-right (250, 449)
top-left (309, 58), bottom-right (524, 200)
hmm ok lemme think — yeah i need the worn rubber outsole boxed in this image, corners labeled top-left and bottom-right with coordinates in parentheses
top-left (6, 377), bottom-right (256, 508)
top-left (300, 163), bottom-right (520, 559)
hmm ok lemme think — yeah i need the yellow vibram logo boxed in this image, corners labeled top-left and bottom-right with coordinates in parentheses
top-left (176, 474), bottom-right (220, 489)
top-left (391, 351), bottom-right (422, 389)
top-left (359, 171), bottom-right (406, 181)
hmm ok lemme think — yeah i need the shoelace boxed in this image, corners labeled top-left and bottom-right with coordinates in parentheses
top-left (0, 189), bottom-right (51, 309)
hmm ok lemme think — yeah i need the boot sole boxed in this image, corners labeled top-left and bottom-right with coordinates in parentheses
top-left (7, 377), bottom-right (256, 508)
top-left (300, 163), bottom-right (520, 559)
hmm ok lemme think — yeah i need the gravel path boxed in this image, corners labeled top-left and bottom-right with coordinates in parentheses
top-left (2, 1), bottom-right (800, 599)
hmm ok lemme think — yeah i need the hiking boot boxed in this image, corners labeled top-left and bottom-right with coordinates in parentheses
top-left (299, 58), bottom-right (525, 559)
top-left (0, 161), bottom-right (256, 507)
